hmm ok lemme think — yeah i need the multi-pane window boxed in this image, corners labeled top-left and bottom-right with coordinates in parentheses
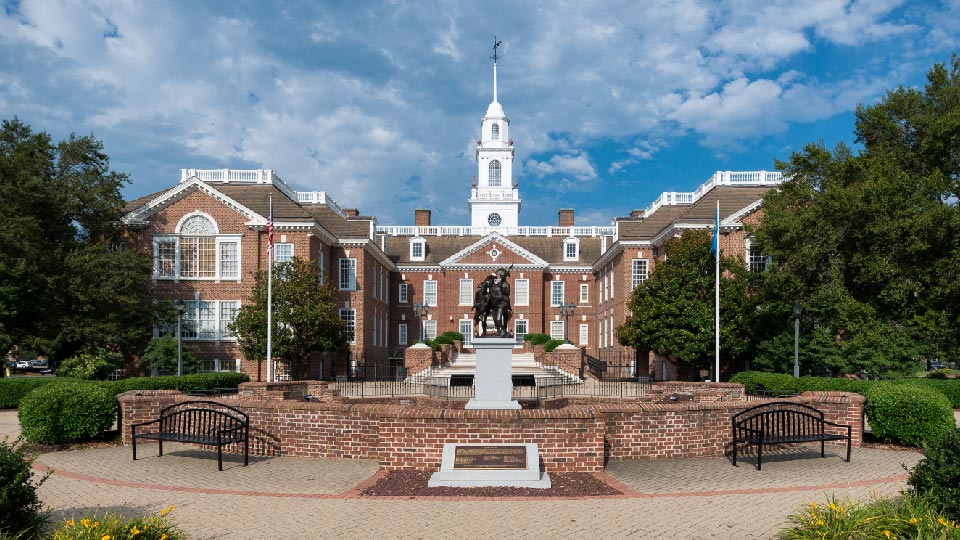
top-left (154, 216), bottom-right (241, 281)
top-left (317, 251), bottom-right (324, 283)
top-left (339, 308), bottom-right (356, 343)
top-left (459, 319), bottom-right (473, 347)
top-left (550, 320), bottom-right (565, 340)
top-left (410, 238), bottom-right (425, 261)
top-left (423, 280), bottom-right (438, 306)
top-left (514, 319), bottom-right (528, 342)
top-left (339, 258), bottom-right (357, 290)
top-left (491, 123), bottom-right (500, 140)
top-left (156, 239), bottom-right (177, 277)
top-left (488, 160), bottom-right (501, 187)
top-left (610, 267), bottom-right (614, 299)
top-left (580, 283), bottom-right (589, 304)
top-left (551, 281), bottom-right (564, 307)
top-left (632, 259), bottom-right (649, 289)
top-left (166, 300), bottom-right (238, 341)
top-left (220, 242), bottom-right (238, 278)
top-left (180, 237), bottom-right (216, 278)
top-left (423, 320), bottom-right (438, 340)
top-left (564, 239), bottom-right (579, 261)
top-left (748, 248), bottom-right (770, 273)
top-left (274, 243), bottom-right (293, 264)
top-left (398, 283), bottom-right (408, 303)
top-left (220, 301), bottom-right (239, 338)
top-left (459, 279), bottom-right (474, 305)
top-left (579, 323), bottom-right (589, 345)
top-left (514, 279), bottom-right (529, 306)
top-left (398, 323), bottom-right (408, 346)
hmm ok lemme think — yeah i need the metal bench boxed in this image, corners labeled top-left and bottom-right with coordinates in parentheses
top-left (130, 400), bottom-right (249, 471)
top-left (732, 401), bottom-right (851, 470)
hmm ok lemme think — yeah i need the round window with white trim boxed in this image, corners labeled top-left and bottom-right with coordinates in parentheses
top-left (487, 213), bottom-right (502, 226)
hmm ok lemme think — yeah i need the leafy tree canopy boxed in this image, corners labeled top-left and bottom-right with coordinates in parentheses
top-left (0, 118), bottom-right (153, 361)
top-left (230, 257), bottom-right (346, 380)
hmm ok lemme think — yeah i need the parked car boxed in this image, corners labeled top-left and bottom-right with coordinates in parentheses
top-left (928, 360), bottom-right (946, 370)
top-left (15, 360), bottom-right (30, 369)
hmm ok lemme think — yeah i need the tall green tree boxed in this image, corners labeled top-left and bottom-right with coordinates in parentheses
top-left (0, 118), bottom-right (153, 360)
top-left (616, 230), bottom-right (751, 380)
top-left (230, 257), bottom-right (346, 380)
top-left (751, 55), bottom-right (960, 376)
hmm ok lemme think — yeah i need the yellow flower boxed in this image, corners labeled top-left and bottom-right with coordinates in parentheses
top-left (66, 519), bottom-right (75, 527)
top-left (909, 517), bottom-right (918, 525)
top-left (160, 505), bottom-right (175, 517)
top-left (883, 531), bottom-right (891, 539)
top-left (810, 502), bottom-right (818, 509)
top-left (939, 517), bottom-right (948, 526)
top-left (131, 525), bottom-right (141, 536)
top-left (829, 503), bottom-right (837, 512)
top-left (93, 522), bottom-right (99, 528)
top-left (101, 536), bottom-right (111, 540)
top-left (161, 535), bottom-right (168, 540)
top-left (81, 518), bottom-right (91, 528)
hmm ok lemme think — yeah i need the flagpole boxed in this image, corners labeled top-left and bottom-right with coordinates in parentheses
top-left (266, 194), bottom-right (273, 382)
top-left (714, 200), bottom-right (720, 383)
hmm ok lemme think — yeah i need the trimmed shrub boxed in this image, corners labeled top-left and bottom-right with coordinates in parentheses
top-left (105, 372), bottom-right (249, 397)
top-left (51, 506), bottom-right (185, 540)
top-left (0, 437), bottom-right (49, 538)
top-left (865, 382), bottom-right (955, 447)
top-left (433, 331), bottom-right (464, 345)
top-left (908, 427), bottom-right (960, 521)
top-left (0, 377), bottom-right (67, 409)
top-left (56, 349), bottom-right (124, 380)
top-left (919, 379), bottom-right (960, 408)
top-left (18, 381), bottom-right (116, 444)
top-left (524, 333), bottom-right (551, 345)
top-left (137, 336), bottom-right (201, 374)
top-left (543, 339), bottom-right (570, 352)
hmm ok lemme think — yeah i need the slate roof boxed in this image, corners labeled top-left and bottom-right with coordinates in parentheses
top-left (617, 186), bottom-right (771, 241)
top-left (381, 234), bottom-right (604, 267)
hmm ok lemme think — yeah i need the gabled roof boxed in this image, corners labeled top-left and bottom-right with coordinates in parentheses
top-left (122, 177), bottom-right (268, 226)
top-left (438, 232), bottom-right (549, 269)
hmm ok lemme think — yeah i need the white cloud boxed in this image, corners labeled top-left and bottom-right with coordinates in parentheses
top-left (526, 152), bottom-right (597, 181)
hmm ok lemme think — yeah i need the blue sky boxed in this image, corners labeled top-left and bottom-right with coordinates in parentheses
top-left (1, 1), bottom-right (958, 226)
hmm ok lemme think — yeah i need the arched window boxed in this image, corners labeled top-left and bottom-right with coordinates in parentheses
top-left (179, 215), bottom-right (216, 235)
top-left (488, 160), bottom-right (501, 187)
top-left (491, 123), bottom-right (500, 140)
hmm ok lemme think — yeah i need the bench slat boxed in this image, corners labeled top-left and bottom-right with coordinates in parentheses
top-left (131, 400), bottom-right (249, 471)
top-left (731, 401), bottom-right (852, 471)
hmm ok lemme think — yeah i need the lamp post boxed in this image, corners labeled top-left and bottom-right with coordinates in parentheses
top-left (413, 303), bottom-right (429, 341)
top-left (793, 302), bottom-right (802, 378)
top-left (559, 301), bottom-right (575, 342)
top-left (174, 299), bottom-right (186, 377)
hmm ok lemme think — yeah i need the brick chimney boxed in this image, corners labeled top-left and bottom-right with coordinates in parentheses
top-left (558, 209), bottom-right (575, 227)
top-left (415, 208), bottom-right (431, 227)
top-left (343, 208), bottom-right (360, 217)
top-left (630, 210), bottom-right (644, 219)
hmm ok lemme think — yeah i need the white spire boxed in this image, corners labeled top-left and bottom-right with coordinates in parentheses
top-left (493, 60), bottom-right (498, 103)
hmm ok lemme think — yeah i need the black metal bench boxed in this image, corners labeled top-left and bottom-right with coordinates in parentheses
top-left (732, 401), bottom-right (851, 470)
top-left (130, 400), bottom-right (249, 471)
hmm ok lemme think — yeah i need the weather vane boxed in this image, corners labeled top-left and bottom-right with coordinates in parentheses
top-left (491, 36), bottom-right (503, 63)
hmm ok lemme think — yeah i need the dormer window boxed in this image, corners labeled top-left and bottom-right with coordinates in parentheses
top-left (563, 237), bottom-right (580, 261)
top-left (488, 160), bottom-right (501, 187)
top-left (410, 237), bottom-right (426, 261)
top-left (491, 123), bottom-right (500, 140)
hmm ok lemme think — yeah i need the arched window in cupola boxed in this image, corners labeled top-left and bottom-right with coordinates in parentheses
top-left (491, 123), bottom-right (500, 140)
top-left (488, 160), bottom-right (501, 187)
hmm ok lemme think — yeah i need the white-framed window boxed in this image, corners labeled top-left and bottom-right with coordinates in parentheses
top-left (579, 323), bottom-right (589, 345)
top-left (316, 250), bottom-right (324, 283)
top-left (610, 267), bottom-right (614, 299)
top-left (339, 258), bottom-right (357, 290)
top-left (632, 259), bottom-right (649, 289)
top-left (563, 238), bottom-right (579, 261)
top-left (550, 320), bottom-right (565, 341)
top-left (398, 323), bottom-right (408, 346)
top-left (161, 300), bottom-right (239, 341)
top-left (156, 239), bottom-right (177, 278)
top-left (423, 320), bottom-right (438, 340)
top-left (423, 280), bottom-right (437, 306)
top-left (603, 271), bottom-right (609, 302)
top-left (580, 283), bottom-right (589, 304)
top-left (514, 278), bottom-right (529, 306)
top-left (491, 122), bottom-right (500, 140)
top-left (601, 317), bottom-right (606, 348)
top-left (459, 279), bottom-right (474, 305)
top-left (746, 238), bottom-right (771, 272)
top-left (459, 319), bottom-right (473, 347)
top-left (274, 243), bottom-right (293, 264)
top-left (410, 237), bottom-right (426, 261)
top-left (153, 215), bottom-right (241, 281)
top-left (609, 315), bottom-right (614, 347)
top-left (514, 319), bottom-right (528, 342)
top-left (398, 283), bottom-right (408, 303)
top-left (339, 308), bottom-right (356, 343)
top-left (488, 160), bottom-right (501, 187)
top-left (551, 281), bottom-right (564, 307)
top-left (180, 237), bottom-right (215, 277)
top-left (220, 241), bottom-right (239, 279)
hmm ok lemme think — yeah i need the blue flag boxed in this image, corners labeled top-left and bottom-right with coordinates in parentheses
top-left (711, 202), bottom-right (719, 256)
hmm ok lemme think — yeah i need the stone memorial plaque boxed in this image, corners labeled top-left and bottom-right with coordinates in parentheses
top-left (453, 445), bottom-right (527, 470)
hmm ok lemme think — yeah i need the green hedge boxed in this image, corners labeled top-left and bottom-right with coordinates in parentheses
top-left (865, 383), bottom-right (955, 447)
top-left (729, 371), bottom-right (960, 406)
top-left (543, 339), bottom-right (571, 352)
top-left (0, 372), bottom-right (249, 409)
top-left (524, 333), bottom-right (551, 345)
top-left (907, 427), bottom-right (960, 521)
top-left (18, 381), bottom-right (116, 444)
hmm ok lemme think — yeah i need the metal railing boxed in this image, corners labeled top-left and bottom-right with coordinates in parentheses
top-left (332, 374), bottom-right (654, 400)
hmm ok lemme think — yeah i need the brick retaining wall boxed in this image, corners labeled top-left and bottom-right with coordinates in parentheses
top-left (117, 385), bottom-right (863, 472)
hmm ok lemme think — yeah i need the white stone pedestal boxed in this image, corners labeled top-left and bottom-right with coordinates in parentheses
top-left (465, 337), bottom-right (520, 410)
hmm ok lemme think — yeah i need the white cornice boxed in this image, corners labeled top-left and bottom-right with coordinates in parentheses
top-left (724, 199), bottom-right (763, 226)
top-left (339, 239), bottom-right (396, 270)
top-left (438, 232), bottom-right (550, 268)
top-left (123, 177), bottom-right (263, 226)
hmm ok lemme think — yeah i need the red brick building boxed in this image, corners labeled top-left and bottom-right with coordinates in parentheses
top-left (121, 63), bottom-right (781, 381)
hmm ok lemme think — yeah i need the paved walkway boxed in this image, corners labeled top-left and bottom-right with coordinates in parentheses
top-left (1, 410), bottom-right (934, 539)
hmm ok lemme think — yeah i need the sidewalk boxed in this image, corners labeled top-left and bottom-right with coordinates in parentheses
top-left (0, 409), bottom-right (928, 540)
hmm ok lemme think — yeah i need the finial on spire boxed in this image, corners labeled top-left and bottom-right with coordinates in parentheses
top-left (490, 36), bottom-right (502, 103)
top-left (491, 36), bottom-right (502, 63)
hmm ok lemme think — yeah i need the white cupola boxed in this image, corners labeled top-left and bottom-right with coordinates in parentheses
top-left (470, 37), bottom-right (521, 231)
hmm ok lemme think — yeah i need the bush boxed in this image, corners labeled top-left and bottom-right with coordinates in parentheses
top-left (51, 506), bottom-right (185, 540)
top-left (433, 331), bottom-right (464, 345)
top-left (137, 336), bottom-right (201, 374)
top-left (524, 333), bottom-right (551, 345)
top-left (543, 339), bottom-right (571, 352)
top-left (919, 379), bottom-right (960, 408)
top-left (908, 427), bottom-right (960, 521)
top-left (56, 349), bottom-right (124, 380)
top-left (865, 382), bottom-right (955, 447)
top-left (106, 372), bottom-right (249, 397)
top-left (18, 381), bottom-right (116, 444)
top-left (778, 493), bottom-right (960, 539)
top-left (0, 377), bottom-right (67, 409)
top-left (0, 437), bottom-right (49, 538)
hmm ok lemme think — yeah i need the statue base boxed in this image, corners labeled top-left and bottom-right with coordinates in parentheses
top-left (465, 337), bottom-right (520, 410)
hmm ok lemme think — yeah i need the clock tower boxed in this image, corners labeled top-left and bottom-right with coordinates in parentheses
top-left (470, 38), bottom-right (521, 230)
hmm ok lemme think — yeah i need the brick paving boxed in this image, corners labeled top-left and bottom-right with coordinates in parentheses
top-left (0, 406), bottom-right (933, 540)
